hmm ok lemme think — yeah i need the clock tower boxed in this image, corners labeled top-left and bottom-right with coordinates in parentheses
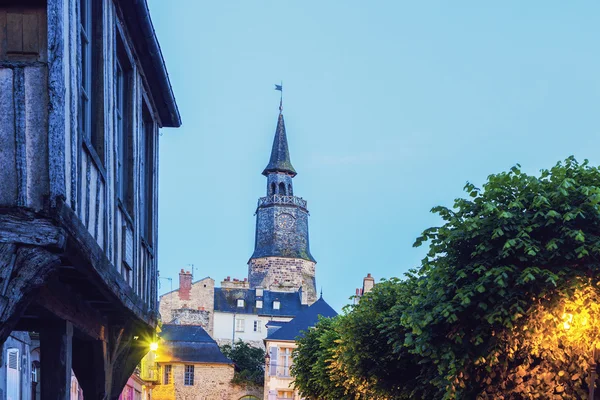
top-left (248, 108), bottom-right (317, 304)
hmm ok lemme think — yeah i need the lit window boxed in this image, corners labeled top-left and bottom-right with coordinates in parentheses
top-left (237, 299), bottom-right (244, 308)
top-left (256, 300), bottom-right (263, 308)
top-left (235, 318), bottom-right (245, 332)
top-left (273, 301), bottom-right (280, 310)
top-left (184, 365), bottom-right (194, 386)
top-left (163, 365), bottom-right (172, 384)
top-left (254, 320), bottom-right (262, 332)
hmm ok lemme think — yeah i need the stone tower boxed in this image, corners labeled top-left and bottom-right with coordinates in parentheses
top-left (248, 109), bottom-right (317, 304)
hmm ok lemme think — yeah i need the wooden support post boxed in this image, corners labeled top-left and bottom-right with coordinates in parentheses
top-left (40, 320), bottom-right (73, 400)
top-left (72, 338), bottom-right (108, 400)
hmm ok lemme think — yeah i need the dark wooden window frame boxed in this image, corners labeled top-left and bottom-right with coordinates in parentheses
top-left (115, 29), bottom-right (134, 218)
top-left (79, 0), bottom-right (105, 165)
top-left (140, 99), bottom-right (155, 246)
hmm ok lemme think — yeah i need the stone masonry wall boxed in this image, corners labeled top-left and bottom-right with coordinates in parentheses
top-left (159, 277), bottom-right (215, 335)
top-left (152, 363), bottom-right (262, 400)
top-left (248, 257), bottom-right (316, 304)
top-left (171, 308), bottom-right (210, 327)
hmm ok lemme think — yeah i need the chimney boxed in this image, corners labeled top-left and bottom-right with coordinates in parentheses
top-left (362, 273), bottom-right (375, 295)
top-left (179, 269), bottom-right (192, 300)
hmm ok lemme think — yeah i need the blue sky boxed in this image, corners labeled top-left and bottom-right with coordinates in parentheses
top-left (149, 0), bottom-right (600, 312)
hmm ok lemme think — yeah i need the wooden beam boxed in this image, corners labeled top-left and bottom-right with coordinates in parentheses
top-left (0, 244), bottom-right (60, 345)
top-left (0, 209), bottom-right (66, 249)
top-left (36, 279), bottom-right (107, 341)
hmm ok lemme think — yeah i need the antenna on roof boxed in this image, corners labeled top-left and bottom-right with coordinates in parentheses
top-left (189, 263), bottom-right (195, 280)
top-left (320, 287), bottom-right (323, 299)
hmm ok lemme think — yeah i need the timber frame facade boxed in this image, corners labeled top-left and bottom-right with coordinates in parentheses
top-left (0, 0), bottom-right (180, 399)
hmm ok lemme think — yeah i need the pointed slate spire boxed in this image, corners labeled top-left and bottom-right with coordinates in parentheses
top-left (262, 112), bottom-right (297, 177)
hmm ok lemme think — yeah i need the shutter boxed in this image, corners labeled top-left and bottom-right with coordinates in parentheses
top-left (6, 348), bottom-right (20, 400)
top-left (269, 346), bottom-right (278, 376)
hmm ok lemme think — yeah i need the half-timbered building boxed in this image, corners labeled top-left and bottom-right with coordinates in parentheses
top-left (0, 0), bottom-right (180, 398)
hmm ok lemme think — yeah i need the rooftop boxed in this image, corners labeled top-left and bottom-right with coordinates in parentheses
top-left (158, 324), bottom-right (232, 364)
top-left (266, 297), bottom-right (337, 342)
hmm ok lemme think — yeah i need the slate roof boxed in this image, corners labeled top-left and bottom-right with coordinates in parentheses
top-left (158, 324), bottom-right (232, 365)
top-left (214, 288), bottom-right (308, 318)
top-left (266, 297), bottom-right (337, 342)
top-left (262, 113), bottom-right (297, 177)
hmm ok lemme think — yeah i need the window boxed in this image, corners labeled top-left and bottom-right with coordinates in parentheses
top-left (237, 299), bottom-right (244, 308)
top-left (254, 320), bottom-right (261, 332)
top-left (0, 4), bottom-right (47, 62)
top-left (6, 348), bottom-right (20, 400)
top-left (278, 182), bottom-right (286, 195)
top-left (278, 347), bottom-right (291, 377)
top-left (140, 104), bottom-right (154, 243)
top-left (273, 300), bottom-right (280, 310)
top-left (115, 32), bottom-right (133, 215)
top-left (256, 288), bottom-right (263, 297)
top-left (79, 0), bottom-right (103, 160)
top-left (277, 391), bottom-right (293, 399)
top-left (235, 318), bottom-right (245, 332)
top-left (162, 365), bottom-right (172, 384)
top-left (256, 300), bottom-right (263, 309)
top-left (184, 365), bottom-right (194, 386)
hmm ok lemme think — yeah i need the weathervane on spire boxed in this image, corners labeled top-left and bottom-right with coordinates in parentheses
top-left (274, 82), bottom-right (283, 113)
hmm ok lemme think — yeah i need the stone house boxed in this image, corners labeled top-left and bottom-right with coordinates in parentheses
top-left (0, 0), bottom-right (180, 397)
top-left (264, 297), bottom-right (337, 400)
top-left (152, 325), bottom-right (261, 400)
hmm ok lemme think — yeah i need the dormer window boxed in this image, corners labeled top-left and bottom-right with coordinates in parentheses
top-left (237, 299), bottom-right (244, 308)
top-left (256, 300), bottom-right (263, 309)
top-left (273, 300), bottom-right (280, 310)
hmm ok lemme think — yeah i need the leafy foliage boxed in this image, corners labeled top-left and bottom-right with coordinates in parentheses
top-left (292, 157), bottom-right (600, 399)
top-left (220, 340), bottom-right (265, 387)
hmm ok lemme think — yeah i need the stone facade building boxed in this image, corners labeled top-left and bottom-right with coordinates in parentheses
top-left (158, 107), bottom-right (319, 349)
top-left (152, 325), bottom-right (261, 400)
top-left (0, 0), bottom-right (180, 398)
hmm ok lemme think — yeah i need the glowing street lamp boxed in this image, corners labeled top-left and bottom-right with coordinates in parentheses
top-left (562, 312), bottom-right (597, 399)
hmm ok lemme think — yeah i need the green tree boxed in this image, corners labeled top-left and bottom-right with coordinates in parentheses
top-left (221, 340), bottom-right (265, 387)
top-left (398, 157), bottom-right (600, 398)
top-left (292, 157), bottom-right (600, 399)
top-left (292, 317), bottom-right (347, 400)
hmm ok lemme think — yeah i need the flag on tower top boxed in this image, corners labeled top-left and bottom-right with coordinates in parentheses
top-left (275, 84), bottom-right (282, 91)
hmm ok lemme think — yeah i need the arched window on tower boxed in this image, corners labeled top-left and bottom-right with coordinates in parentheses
top-left (288, 184), bottom-right (293, 196)
top-left (270, 183), bottom-right (276, 196)
top-left (279, 182), bottom-right (286, 195)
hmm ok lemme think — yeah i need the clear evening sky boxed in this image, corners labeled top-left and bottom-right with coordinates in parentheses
top-left (149, 0), bottom-right (600, 312)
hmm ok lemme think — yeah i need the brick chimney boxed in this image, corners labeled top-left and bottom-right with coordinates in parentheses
top-left (362, 273), bottom-right (375, 294)
top-left (179, 269), bottom-right (192, 300)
